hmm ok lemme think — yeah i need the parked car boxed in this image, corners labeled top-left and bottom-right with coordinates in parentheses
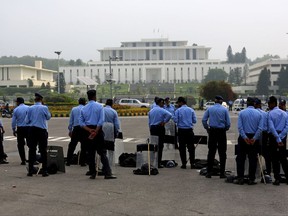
top-left (118, 98), bottom-right (150, 108)
top-left (233, 99), bottom-right (247, 111)
top-left (203, 101), bottom-right (215, 110)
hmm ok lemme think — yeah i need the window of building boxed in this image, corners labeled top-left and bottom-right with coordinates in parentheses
top-left (90, 69), bottom-right (93, 79)
top-left (112, 50), bottom-right (116, 56)
top-left (152, 49), bottom-right (156, 54)
top-left (152, 42), bottom-right (156, 46)
top-left (159, 42), bottom-right (163, 46)
top-left (145, 42), bottom-right (150, 47)
top-left (146, 50), bottom-right (150, 60)
top-left (172, 42), bottom-right (176, 46)
top-left (132, 43), bottom-right (136, 47)
top-left (1, 68), bottom-right (4, 80)
top-left (7, 68), bottom-right (10, 80)
top-left (192, 49), bottom-right (197, 60)
top-left (186, 49), bottom-right (190, 60)
top-left (159, 49), bottom-right (163, 60)
top-left (84, 69), bottom-right (86, 77)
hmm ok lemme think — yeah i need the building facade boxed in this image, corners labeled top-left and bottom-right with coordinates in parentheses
top-left (247, 58), bottom-right (288, 94)
top-left (61, 38), bottom-right (245, 85)
top-left (0, 61), bottom-right (56, 88)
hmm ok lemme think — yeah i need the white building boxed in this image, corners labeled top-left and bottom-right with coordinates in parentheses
top-left (247, 58), bottom-right (288, 94)
top-left (61, 38), bottom-right (244, 85)
top-left (0, 61), bottom-right (56, 88)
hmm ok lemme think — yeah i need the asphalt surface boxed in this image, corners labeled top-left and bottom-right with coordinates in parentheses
top-left (0, 111), bottom-right (288, 216)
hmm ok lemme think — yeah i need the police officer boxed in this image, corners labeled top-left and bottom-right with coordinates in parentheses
top-left (254, 98), bottom-right (271, 175)
top-left (150, 96), bottom-right (159, 109)
top-left (148, 97), bottom-right (172, 168)
top-left (164, 97), bottom-right (175, 116)
top-left (103, 99), bottom-right (120, 149)
top-left (234, 97), bottom-right (263, 185)
top-left (79, 90), bottom-right (116, 179)
top-left (174, 97), bottom-right (197, 169)
top-left (26, 93), bottom-right (51, 177)
top-left (267, 96), bottom-right (288, 186)
top-left (202, 95), bottom-right (230, 178)
top-left (279, 99), bottom-right (288, 113)
top-left (11, 97), bottom-right (29, 165)
top-left (66, 98), bottom-right (87, 166)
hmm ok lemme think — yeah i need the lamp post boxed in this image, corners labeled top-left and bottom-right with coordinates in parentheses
top-left (54, 51), bottom-right (61, 94)
top-left (107, 56), bottom-right (119, 99)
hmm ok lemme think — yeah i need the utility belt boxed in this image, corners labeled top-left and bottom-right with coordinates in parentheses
top-left (210, 127), bottom-right (226, 131)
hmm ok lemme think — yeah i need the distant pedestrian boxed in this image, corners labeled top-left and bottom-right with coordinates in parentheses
top-left (66, 98), bottom-right (87, 166)
top-left (148, 97), bottom-right (172, 168)
top-left (26, 93), bottom-right (51, 177)
top-left (79, 90), bottom-right (116, 180)
top-left (11, 97), bottom-right (29, 165)
top-left (267, 96), bottom-right (288, 186)
top-left (234, 97), bottom-right (263, 185)
top-left (202, 95), bottom-right (230, 178)
top-left (174, 97), bottom-right (197, 169)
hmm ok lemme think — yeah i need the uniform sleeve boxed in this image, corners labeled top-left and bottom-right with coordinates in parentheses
top-left (253, 113), bottom-right (263, 140)
top-left (44, 106), bottom-right (51, 120)
top-left (68, 109), bottom-right (74, 132)
top-left (97, 107), bottom-right (104, 127)
top-left (192, 110), bottom-right (197, 124)
top-left (11, 108), bottom-right (17, 131)
top-left (279, 113), bottom-right (288, 140)
top-left (238, 112), bottom-right (247, 139)
top-left (173, 109), bottom-right (179, 124)
top-left (113, 111), bottom-right (120, 131)
top-left (202, 110), bottom-right (209, 129)
top-left (268, 112), bottom-right (281, 143)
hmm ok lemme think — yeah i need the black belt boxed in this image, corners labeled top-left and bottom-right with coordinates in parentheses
top-left (210, 127), bottom-right (225, 130)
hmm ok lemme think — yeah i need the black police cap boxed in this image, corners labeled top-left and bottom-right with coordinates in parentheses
top-left (254, 98), bottom-right (261, 105)
top-left (35, 92), bottom-right (43, 99)
top-left (177, 96), bottom-right (186, 104)
top-left (16, 97), bottom-right (24, 103)
top-left (215, 95), bottom-right (224, 101)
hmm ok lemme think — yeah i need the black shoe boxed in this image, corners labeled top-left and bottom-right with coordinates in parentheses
top-left (233, 178), bottom-right (244, 185)
top-left (220, 174), bottom-right (227, 179)
top-left (104, 175), bottom-right (117, 179)
top-left (180, 165), bottom-right (186, 169)
top-left (248, 180), bottom-right (257, 185)
top-left (205, 173), bottom-right (212, 178)
top-left (273, 179), bottom-right (280, 186)
top-left (0, 160), bottom-right (9, 164)
top-left (86, 171), bottom-right (93, 176)
top-left (21, 161), bottom-right (26, 165)
top-left (42, 172), bottom-right (49, 177)
top-left (90, 174), bottom-right (96, 179)
top-left (158, 165), bottom-right (164, 168)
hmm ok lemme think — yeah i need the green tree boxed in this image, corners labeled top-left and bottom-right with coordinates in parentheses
top-left (227, 45), bottom-right (233, 63)
top-left (277, 66), bottom-right (288, 95)
top-left (200, 81), bottom-right (236, 101)
top-left (55, 73), bottom-right (66, 93)
top-left (75, 59), bottom-right (84, 66)
top-left (228, 67), bottom-right (243, 85)
top-left (203, 69), bottom-right (228, 83)
top-left (251, 54), bottom-right (280, 65)
top-left (256, 67), bottom-right (270, 95)
top-left (241, 47), bottom-right (246, 63)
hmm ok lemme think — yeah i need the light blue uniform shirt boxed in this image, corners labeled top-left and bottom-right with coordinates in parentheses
top-left (104, 105), bottom-right (120, 132)
top-left (202, 103), bottom-right (230, 130)
top-left (174, 105), bottom-right (197, 129)
top-left (79, 100), bottom-right (104, 127)
top-left (150, 102), bottom-right (157, 110)
top-left (68, 104), bottom-right (84, 132)
top-left (12, 103), bottom-right (29, 132)
top-left (268, 106), bottom-right (288, 143)
top-left (164, 104), bottom-right (175, 116)
top-left (26, 102), bottom-right (51, 129)
top-left (238, 106), bottom-right (263, 140)
top-left (256, 108), bottom-right (268, 132)
top-left (148, 105), bottom-right (172, 127)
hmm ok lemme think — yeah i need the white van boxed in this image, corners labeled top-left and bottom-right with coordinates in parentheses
top-left (233, 99), bottom-right (247, 111)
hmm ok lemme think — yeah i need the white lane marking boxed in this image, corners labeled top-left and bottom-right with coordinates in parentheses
top-left (123, 138), bottom-right (134, 143)
top-left (49, 137), bottom-right (68, 141)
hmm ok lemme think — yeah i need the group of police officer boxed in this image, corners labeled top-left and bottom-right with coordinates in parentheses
top-left (4, 90), bottom-right (288, 185)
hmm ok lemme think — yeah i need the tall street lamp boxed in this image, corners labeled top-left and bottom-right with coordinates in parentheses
top-left (54, 51), bottom-right (62, 94)
top-left (107, 56), bottom-right (119, 99)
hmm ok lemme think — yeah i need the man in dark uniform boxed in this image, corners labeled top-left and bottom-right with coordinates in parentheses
top-left (174, 97), bottom-right (197, 169)
top-left (267, 96), bottom-right (288, 186)
top-left (11, 97), bottom-right (29, 165)
top-left (66, 98), bottom-right (87, 166)
top-left (79, 90), bottom-right (116, 179)
top-left (202, 95), bottom-right (230, 178)
top-left (234, 97), bottom-right (263, 185)
top-left (148, 98), bottom-right (172, 168)
top-left (26, 93), bottom-right (51, 177)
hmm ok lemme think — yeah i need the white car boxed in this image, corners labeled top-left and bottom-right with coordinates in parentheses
top-left (203, 101), bottom-right (215, 110)
top-left (118, 98), bottom-right (150, 108)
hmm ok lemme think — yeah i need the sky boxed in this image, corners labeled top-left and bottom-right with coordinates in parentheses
top-left (1, 0), bottom-right (288, 62)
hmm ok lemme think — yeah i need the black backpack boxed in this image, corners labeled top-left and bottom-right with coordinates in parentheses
top-left (118, 153), bottom-right (136, 167)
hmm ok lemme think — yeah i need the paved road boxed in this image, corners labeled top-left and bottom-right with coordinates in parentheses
top-left (1, 111), bottom-right (288, 216)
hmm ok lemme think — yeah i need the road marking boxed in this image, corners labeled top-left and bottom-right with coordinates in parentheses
top-left (123, 138), bottom-right (135, 143)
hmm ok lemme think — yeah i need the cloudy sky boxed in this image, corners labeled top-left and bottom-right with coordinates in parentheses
top-left (1, 0), bottom-right (287, 62)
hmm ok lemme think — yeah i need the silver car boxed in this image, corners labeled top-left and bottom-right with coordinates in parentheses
top-left (118, 98), bottom-right (150, 108)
